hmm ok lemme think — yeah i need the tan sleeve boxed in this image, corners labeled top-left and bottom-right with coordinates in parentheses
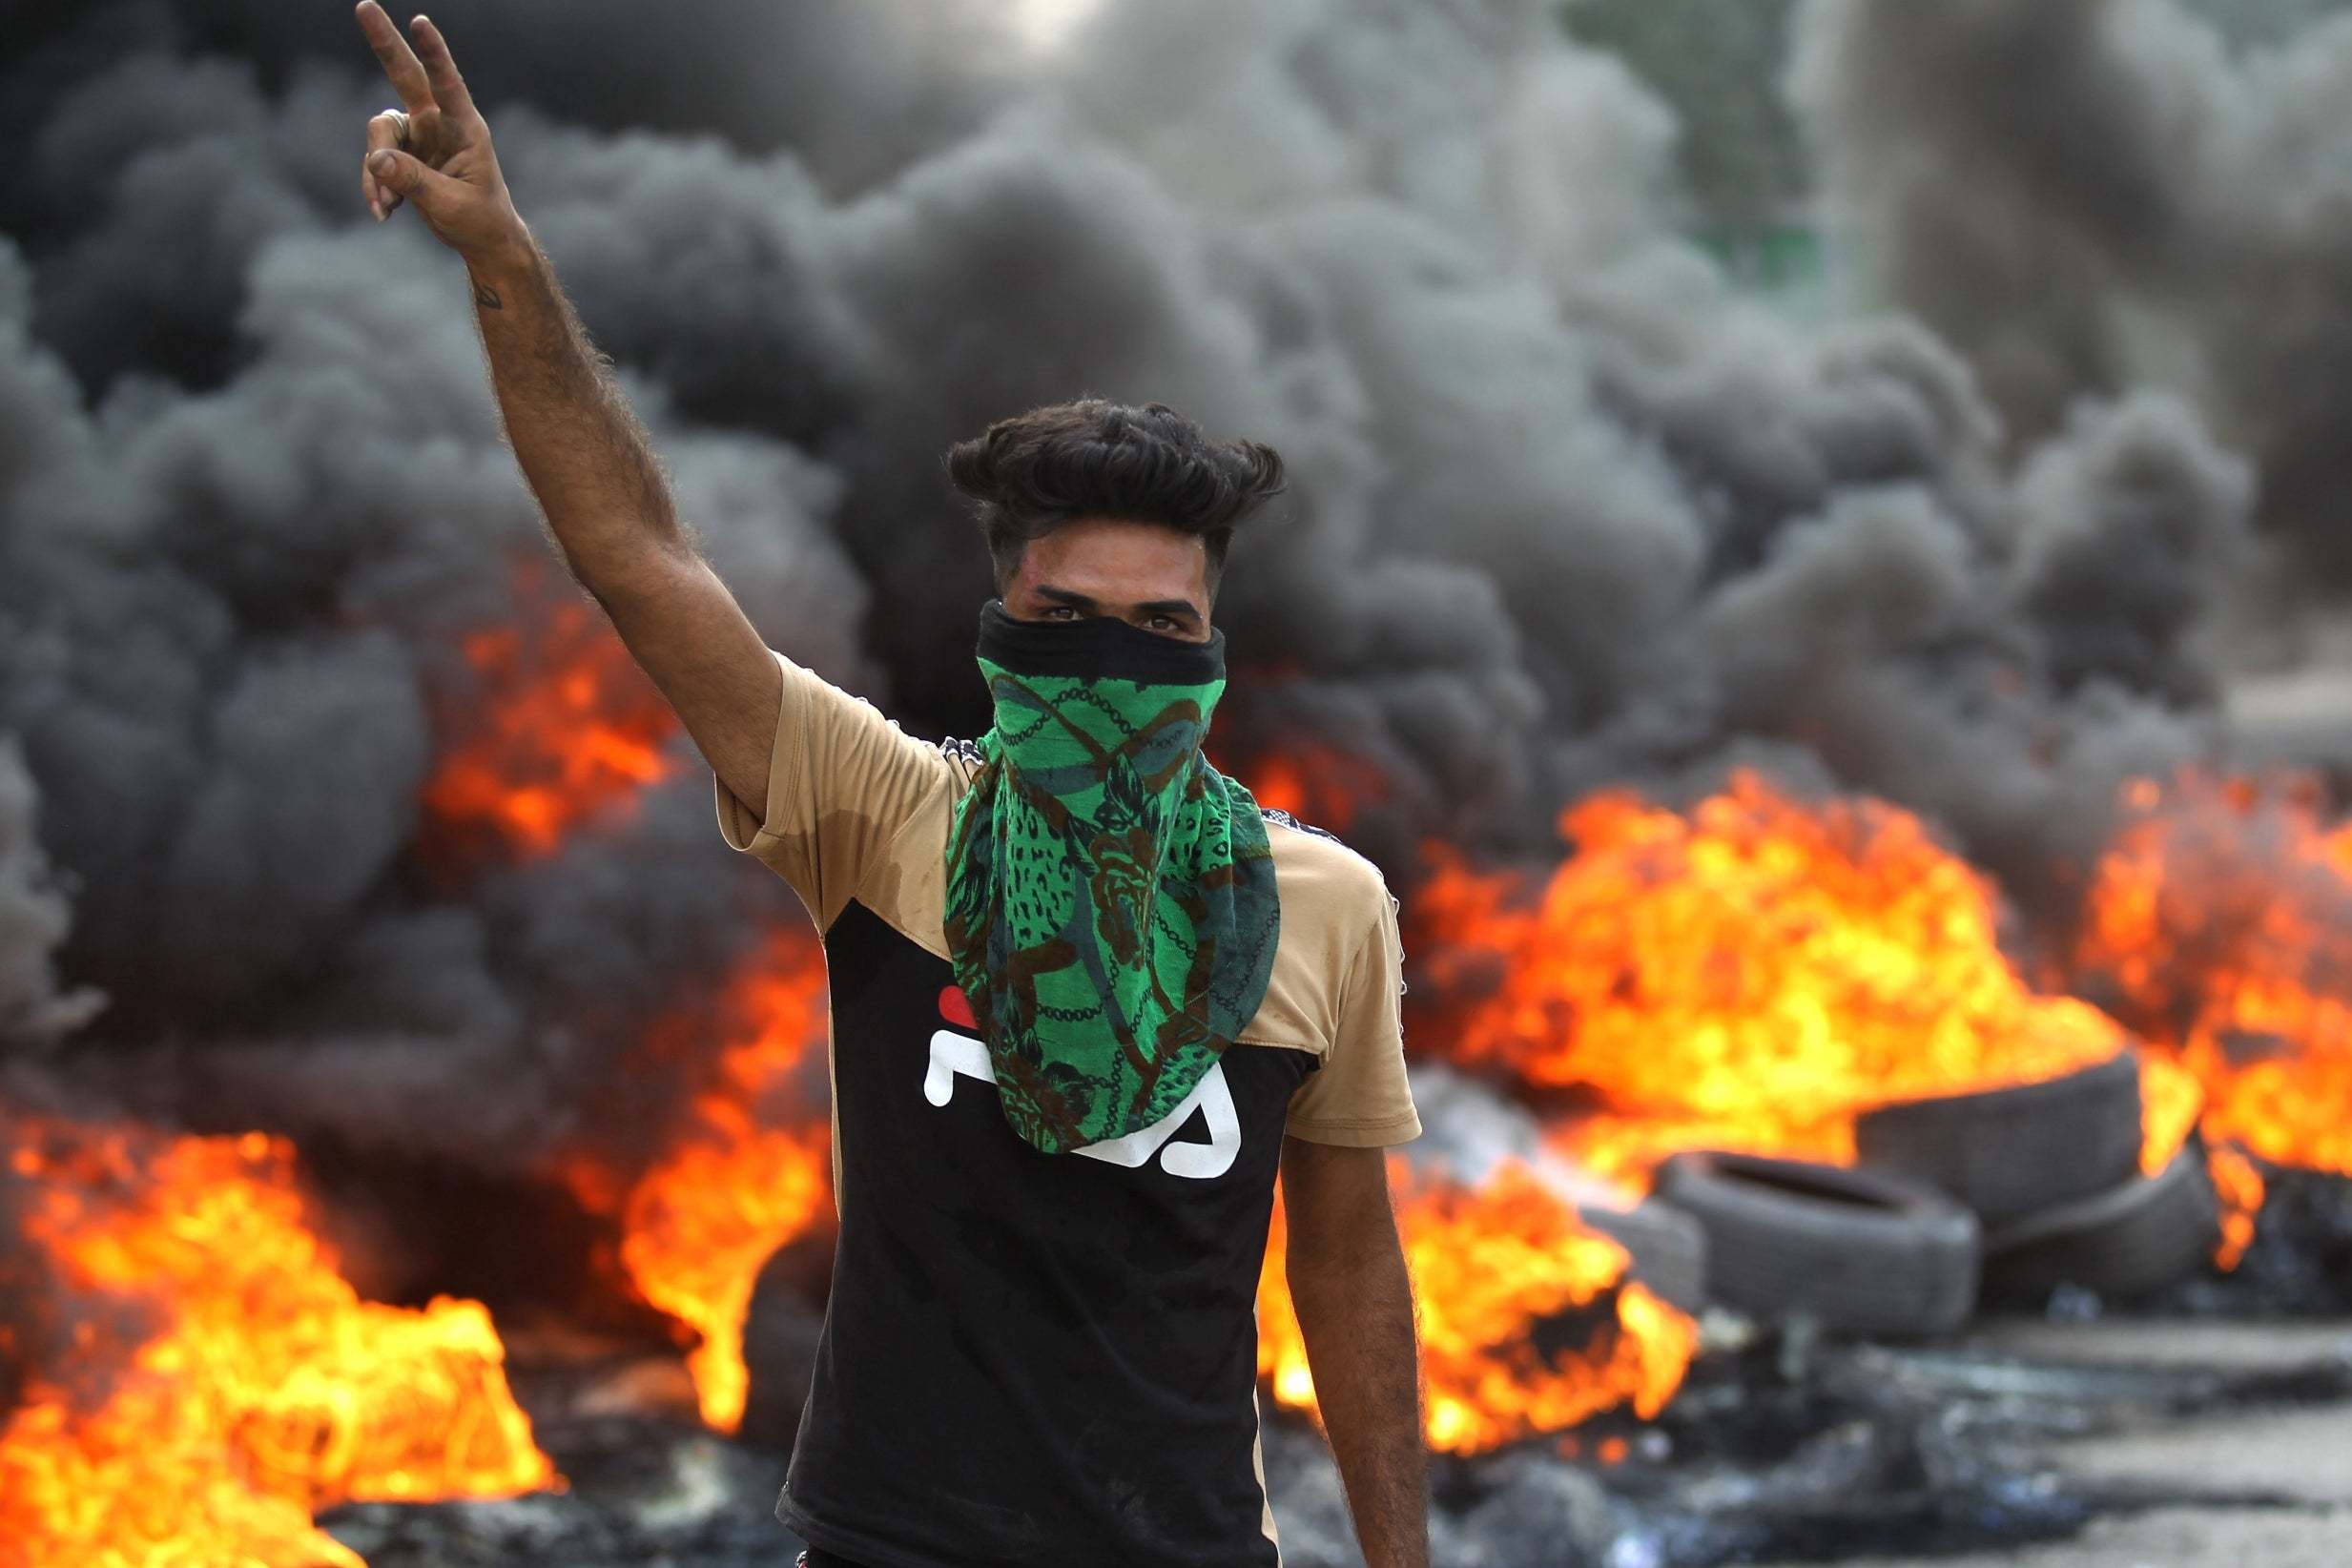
top-left (712, 648), bottom-right (951, 930)
top-left (1285, 876), bottom-right (1421, 1146)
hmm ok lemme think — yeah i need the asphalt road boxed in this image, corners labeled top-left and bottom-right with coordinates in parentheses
top-left (1762, 1318), bottom-right (2352, 1568)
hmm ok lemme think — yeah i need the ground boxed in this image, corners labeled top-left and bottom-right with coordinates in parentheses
top-left (1760, 1318), bottom-right (2352, 1568)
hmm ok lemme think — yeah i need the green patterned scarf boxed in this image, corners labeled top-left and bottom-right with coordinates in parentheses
top-left (942, 599), bottom-right (1281, 1154)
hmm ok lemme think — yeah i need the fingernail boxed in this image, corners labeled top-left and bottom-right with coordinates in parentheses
top-left (369, 151), bottom-right (395, 175)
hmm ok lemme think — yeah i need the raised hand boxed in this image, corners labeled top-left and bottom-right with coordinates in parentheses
top-left (354, 3), bottom-right (523, 262)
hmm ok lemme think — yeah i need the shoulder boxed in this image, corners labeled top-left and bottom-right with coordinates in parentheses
top-left (1263, 805), bottom-right (1383, 882)
top-left (836, 734), bottom-right (977, 961)
top-left (1262, 806), bottom-right (1395, 952)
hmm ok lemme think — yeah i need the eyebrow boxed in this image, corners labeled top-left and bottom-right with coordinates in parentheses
top-left (1034, 585), bottom-right (1204, 627)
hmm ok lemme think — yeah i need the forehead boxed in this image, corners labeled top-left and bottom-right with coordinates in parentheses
top-left (1012, 518), bottom-right (1208, 605)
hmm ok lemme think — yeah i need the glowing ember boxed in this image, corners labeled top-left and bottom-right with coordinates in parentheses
top-left (2076, 770), bottom-right (2352, 1180)
top-left (0, 1113), bottom-right (555, 1568)
top-left (1416, 770), bottom-right (2127, 1184)
top-left (1258, 1160), bottom-right (1695, 1455)
top-left (604, 928), bottom-right (835, 1434)
top-left (423, 557), bottom-right (680, 858)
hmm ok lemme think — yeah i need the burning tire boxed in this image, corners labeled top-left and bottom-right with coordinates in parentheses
top-left (1578, 1198), bottom-right (1708, 1313)
top-left (737, 1229), bottom-right (836, 1452)
top-left (1852, 1049), bottom-right (2144, 1224)
top-left (1980, 1140), bottom-right (2221, 1303)
top-left (1655, 1151), bottom-right (1979, 1335)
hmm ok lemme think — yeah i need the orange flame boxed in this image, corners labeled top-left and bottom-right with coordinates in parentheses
top-left (2138, 1051), bottom-right (2205, 1176)
top-left (1257, 1159), bottom-right (1695, 1455)
top-left (601, 928), bottom-right (835, 1433)
top-left (0, 1114), bottom-right (556, 1567)
top-left (2205, 1141), bottom-right (2266, 1272)
top-left (2077, 769), bottom-right (2352, 1180)
top-left (423, 560), bottom-right (679, 859)
top-left (1244, 742), bottom-right (1389, 835)
top-left (1416, 770), bottom-right (2130, 1185)
top-left (590, 923), bottom-right (1702, 1449)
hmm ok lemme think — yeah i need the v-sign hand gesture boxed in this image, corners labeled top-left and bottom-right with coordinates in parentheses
top-left (354, 3), bottom-right (524, 264)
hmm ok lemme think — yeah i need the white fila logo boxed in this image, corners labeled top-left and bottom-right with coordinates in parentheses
top-left (923, 1029), bottom-right (1240, 1179)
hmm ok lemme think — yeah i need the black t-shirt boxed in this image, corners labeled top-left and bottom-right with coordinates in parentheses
top-left (713, 650), bottom-right (1421, 1568)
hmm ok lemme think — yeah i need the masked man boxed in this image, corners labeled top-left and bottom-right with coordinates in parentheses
top-left (352, 7), bottom-right (1429, 1564)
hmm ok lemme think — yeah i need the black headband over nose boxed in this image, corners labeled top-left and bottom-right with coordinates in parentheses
top-left (976, 599), bottom-right (1226, 685)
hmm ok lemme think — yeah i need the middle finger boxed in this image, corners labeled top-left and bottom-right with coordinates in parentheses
top-left (355, 1), bottom-right (437, 114)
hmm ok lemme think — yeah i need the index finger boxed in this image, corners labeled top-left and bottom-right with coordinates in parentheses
top-left (408, 15), bottom-right (480, 125)
top-left (355, 1), bottom-right (436, 114)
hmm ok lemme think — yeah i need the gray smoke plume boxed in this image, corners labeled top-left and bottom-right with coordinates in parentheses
top-left (1789, 0), bottom-right (2352, 597)
top-left (0, 737), bottom-right (106, 1053)
top-left (0, 0), bottom-right (2261, 1177)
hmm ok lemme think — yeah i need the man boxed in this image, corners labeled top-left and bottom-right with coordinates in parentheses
top-left (352, 8), bottom-right (1429, 1565)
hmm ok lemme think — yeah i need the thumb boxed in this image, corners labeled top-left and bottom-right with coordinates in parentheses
top-left (367, 148), bottom-right (456, 207)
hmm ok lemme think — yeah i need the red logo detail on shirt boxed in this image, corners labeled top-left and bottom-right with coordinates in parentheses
top-left (938, 986), bottom-right (977, 1029)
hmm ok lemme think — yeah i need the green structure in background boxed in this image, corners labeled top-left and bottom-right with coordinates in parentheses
top-left (2190, 0), bottom-right (2352, 44)
top-left (1560, 0), bottom-right (1819, 317)
top-left (1690, 222), bottom-right (1823, 295)
top-left (1561, 0), bottom-right (2350, 318)
top-left (1559, 0), bottom-right (1805, 238)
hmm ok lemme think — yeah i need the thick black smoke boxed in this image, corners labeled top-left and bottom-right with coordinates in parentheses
top-left (1790, 0), bottom-right (2352, 596)
top-left (0, 0), bottom-right (2256, 1176)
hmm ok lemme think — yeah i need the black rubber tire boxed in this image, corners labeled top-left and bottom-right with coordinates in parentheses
top-left (1853, 1048), bottom-right (2144, 1224)
top-left (1655, 1150), bottom-right (1980, 1335)
top-left (1980, 1139), bottom-right (2221, 1303)
top-left (736, 1228), bottom-right (836, 1452)
top-left (1578, 1198), bottom-right (1709, 1313)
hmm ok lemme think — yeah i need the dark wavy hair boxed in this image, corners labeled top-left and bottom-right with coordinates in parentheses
top-left (944, 397), bottom-right (1287, 598)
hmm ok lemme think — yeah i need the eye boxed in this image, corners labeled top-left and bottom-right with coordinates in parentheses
top-left (1146, 615), bottom-right (1181, 632)
top-left (1042, 606), bottom-right (1078, 619)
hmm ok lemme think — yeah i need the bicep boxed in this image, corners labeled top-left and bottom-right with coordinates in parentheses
top-left (590, 543), bottom-right (782, 822)
top-left (1285, 877), bottom-right (1422, 1146)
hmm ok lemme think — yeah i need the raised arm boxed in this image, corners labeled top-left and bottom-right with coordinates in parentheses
top-left (353, 2), bottom-right (781, 821)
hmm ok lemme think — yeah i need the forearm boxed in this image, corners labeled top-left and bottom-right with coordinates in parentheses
top-left (464, 223), bottom-right (688, 591)
top-left (356, 0), bottom-right (794, 817)
top-left (1289, 1245), bottom-right (1430, 1568)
